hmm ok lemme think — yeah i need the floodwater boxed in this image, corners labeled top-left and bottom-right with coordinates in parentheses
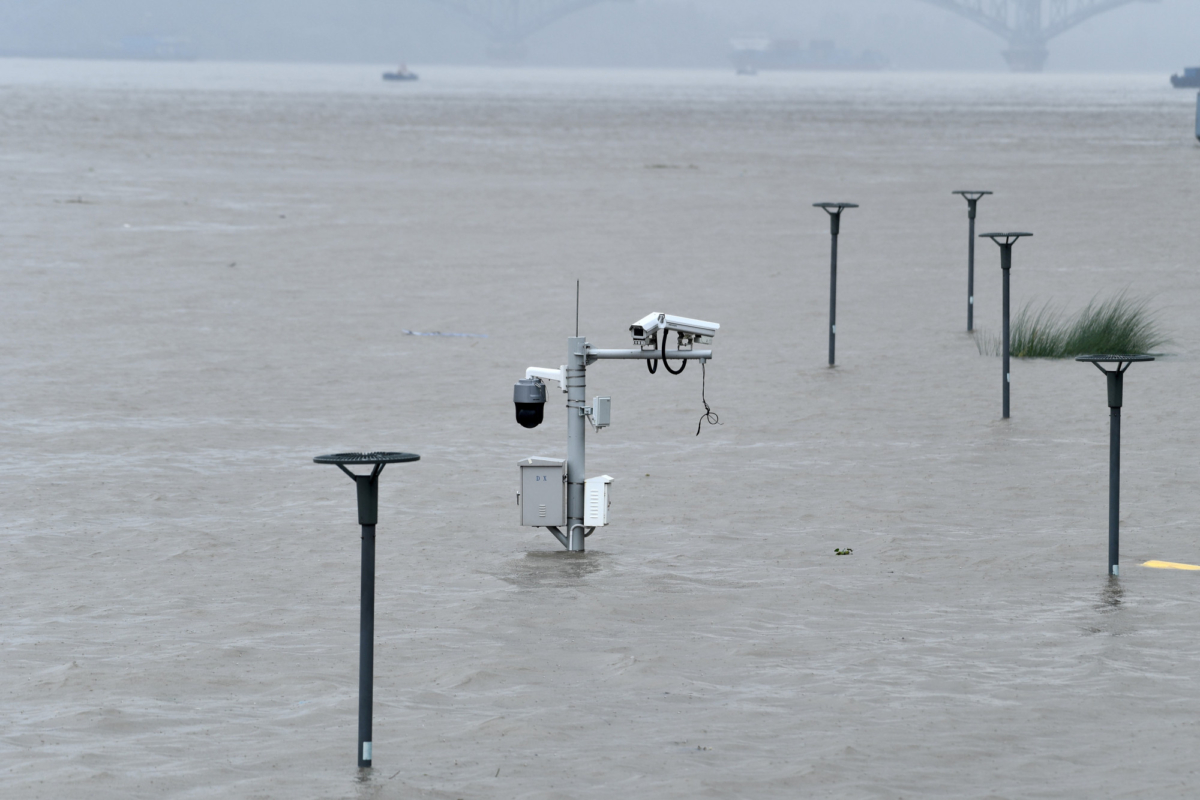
top-left (3, 61), bottom-right (1200, 799)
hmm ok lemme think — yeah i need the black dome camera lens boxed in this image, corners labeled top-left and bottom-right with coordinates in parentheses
top-left (515, 402), bottom-right (544, 429)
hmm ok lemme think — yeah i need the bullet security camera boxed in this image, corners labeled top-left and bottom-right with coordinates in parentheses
top-left (513, 377), bottom-right (547, 429)
top-left (630, 313), bottom-right (720, 347)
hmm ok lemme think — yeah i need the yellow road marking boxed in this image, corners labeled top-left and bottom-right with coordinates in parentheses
top-left (1142, 560), bottom-right (1200, 571)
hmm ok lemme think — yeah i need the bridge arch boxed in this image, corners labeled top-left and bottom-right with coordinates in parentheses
top-left (918, 0), bottom-right (1159, 71)
top-left (427, 0), bottom-right (1158, 71)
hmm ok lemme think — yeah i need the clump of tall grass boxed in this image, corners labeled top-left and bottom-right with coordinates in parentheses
top-left (977, 293), bottom-right (1167, 358)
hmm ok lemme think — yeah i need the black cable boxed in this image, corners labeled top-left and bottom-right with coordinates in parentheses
top-left (696, 360), bottom-right (721, 436)
top-left (646, 354), bottom-right (658, 374)
top-left (662, 332), bottom-right (687, 375)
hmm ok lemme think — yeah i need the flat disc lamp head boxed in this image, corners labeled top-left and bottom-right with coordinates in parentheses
top-left (1076, 354), bottom-right (1155, 370)
top-left (979, 231), bottom-right (1033, 247)
top-left (313, 452), bottom-right (421, 466)
top-left (314, 451), bottom-right (421, 482)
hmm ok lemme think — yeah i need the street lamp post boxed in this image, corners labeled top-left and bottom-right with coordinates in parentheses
top-left (952, 191), bottom-right (992, 331)
top-left (313, 451), bottom-right (421, 768)
top-left (1074, 356), bottom-right (1154, 576)
top-left (980, 232), bottom-right (1032, 419)
top-left (814, 202), bottom-right (858, 366)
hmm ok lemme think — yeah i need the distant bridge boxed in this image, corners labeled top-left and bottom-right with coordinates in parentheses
top-left (427, 0), bottom-right (1159, 71)
top-left (919, 0), bottom-right (1159, 71)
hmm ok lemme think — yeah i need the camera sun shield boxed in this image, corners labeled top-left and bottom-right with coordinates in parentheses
top-left (630, 312), bottom-right (719, 346)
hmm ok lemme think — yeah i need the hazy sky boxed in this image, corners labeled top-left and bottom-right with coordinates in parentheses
top-left (0, 0), bottom-right (1195, 71)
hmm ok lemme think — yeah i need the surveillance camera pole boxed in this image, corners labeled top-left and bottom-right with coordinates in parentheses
top-left (980, 232), bottom-right (1032, 419)
top-left (565, 337), bottom-right (588, 551)
top-left (1075, 355), bottom-right (1154, 576)
top-left (814, 203), bottom-right (858, 366)
top-left (952, 191), bottom-right (992, 332)
top-left (545, 336), bottom-right (712, 552)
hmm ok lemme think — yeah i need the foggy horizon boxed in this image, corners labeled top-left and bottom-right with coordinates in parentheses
top-left (0, 0), bottom-right (1196, 73)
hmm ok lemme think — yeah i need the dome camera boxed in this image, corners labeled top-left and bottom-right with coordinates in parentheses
top-left (513, 378), bottom-right (547, 429)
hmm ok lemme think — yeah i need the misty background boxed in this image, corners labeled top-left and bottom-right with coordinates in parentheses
top-left (0, 0), bottom-right (1195, 72)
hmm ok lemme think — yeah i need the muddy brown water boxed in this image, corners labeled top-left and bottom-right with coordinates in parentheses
top-left (3, 62), bottom-right (1200, 798)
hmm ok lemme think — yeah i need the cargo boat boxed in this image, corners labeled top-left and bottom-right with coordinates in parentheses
top-left (383, 64), bottom-right (418, 81)
top-left (730, 37), bottom-right (886, 74)
top-left (1171, 67), bottom-right (1200, 88)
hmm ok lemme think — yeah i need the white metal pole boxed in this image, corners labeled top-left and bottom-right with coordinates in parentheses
top-left (566, 336), bottom-right (587, 551)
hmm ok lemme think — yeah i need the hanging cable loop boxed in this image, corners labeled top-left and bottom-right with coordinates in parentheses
top-left (696, 360), bottom-right (721, 436)
top-left (662, 332), bottom-right (687, 375)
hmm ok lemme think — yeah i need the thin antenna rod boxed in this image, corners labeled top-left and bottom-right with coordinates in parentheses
top-left (575, 280), bottom-right (580, 337)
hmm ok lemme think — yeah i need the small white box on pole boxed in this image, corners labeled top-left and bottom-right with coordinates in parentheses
top-left (591, 396), bottom-right (611, 428)
top-left (584, 475), bottom-right (613, 527)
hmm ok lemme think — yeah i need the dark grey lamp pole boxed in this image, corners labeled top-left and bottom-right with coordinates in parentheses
top-left (1075, 356), bottom-right (1154, 576)
top-left (952, 191), bottom-right (992, 331)
top-left (313, 451), bottom-right (420, 768)
top-left (980, 232), bottom-right (1032, 419)
top-left (814, 202), bottom-right (858, 366)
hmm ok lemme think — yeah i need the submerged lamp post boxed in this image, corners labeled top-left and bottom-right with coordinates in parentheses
top-left (952, 191), bottom-right (992, 331)
top-left (980, 232), bottom-right (1032, 419)
top-left (1075, 356), bottom-right (1154, 576)
top-left (814, 202), bottom-right (858, 366)
top-left (313, 451), bottom-right (420, 768)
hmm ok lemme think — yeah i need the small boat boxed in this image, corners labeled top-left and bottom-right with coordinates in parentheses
top-left (383, 63), bottom-right (418, 82)
top-left (1170, 67), bottom-right (1200, 88)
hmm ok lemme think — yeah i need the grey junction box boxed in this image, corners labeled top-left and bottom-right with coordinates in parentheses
top-left (518, 457), bottom-right (566, 527)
